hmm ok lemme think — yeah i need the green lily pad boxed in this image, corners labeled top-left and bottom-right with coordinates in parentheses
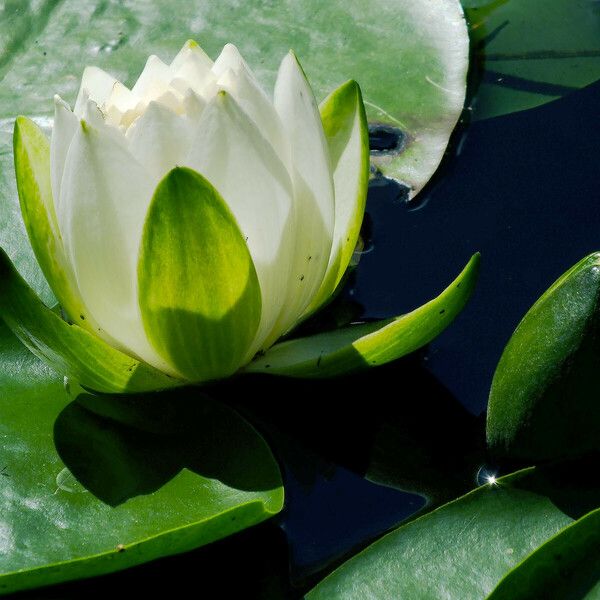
top-left (308, 462), bottom-right (600, 599)
top-left (0, 324), bottom-right (283, 595)
top-left (466, 0), bottom-right (600, 120)
top-left (488, 507), bottom-right (600, 600)
top-left (487, 252), bottom-right (600, 462)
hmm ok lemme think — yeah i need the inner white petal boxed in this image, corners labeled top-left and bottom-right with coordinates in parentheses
top-left (185, 92), bottom-right (295, 355)
top-left (217, 67), bottom-right (288, 161)
top-left (58, 120), bottom-right (173, 374)
top-left (50, 96), bottom-right (78, 216)
top-left (74, 66), bottom-right (118, 117)
top-left (127, 101), bottom-right (198, 180)
top-left (269, 52), bottom-right (335, 338)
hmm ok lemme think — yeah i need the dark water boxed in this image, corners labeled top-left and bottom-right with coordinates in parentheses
top-left (358, 79), bottom-right (600, 417)
top-left (17, 82), bottom-right (600, 600)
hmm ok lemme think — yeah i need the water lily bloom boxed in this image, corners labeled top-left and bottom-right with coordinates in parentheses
top-left (1, 41), bottom-right (479, 393)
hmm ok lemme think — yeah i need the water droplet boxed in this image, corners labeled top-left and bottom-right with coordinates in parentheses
top-left (476, 465), bottom-right (499, 487)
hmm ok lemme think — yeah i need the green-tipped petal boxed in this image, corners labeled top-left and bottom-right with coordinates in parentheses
top-left (0, 249), bottom-right (181, 393)
top-left (304, 80), bottom-right (370, 316)
top-left (244, 254), bottom-right (479, 377)
top-left (13, 116), bottom-right (99, 333)
top-left (138, 167), bottom-right (262, 383)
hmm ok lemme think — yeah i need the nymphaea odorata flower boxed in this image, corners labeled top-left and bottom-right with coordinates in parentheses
top-left (2, 41), bottom-right (479, 393)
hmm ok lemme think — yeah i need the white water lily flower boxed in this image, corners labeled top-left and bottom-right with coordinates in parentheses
top-left (3, 41), bottom-right (479, 393)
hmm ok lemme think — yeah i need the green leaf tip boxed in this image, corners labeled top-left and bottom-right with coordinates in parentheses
top-left (487, 250), bottom-right (600, 462)
top-left (244, 253), bottom-right (480, 378)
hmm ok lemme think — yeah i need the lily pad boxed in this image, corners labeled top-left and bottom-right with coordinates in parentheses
top-left (0, 324), bottom-right (283, 595)
top-left (488, 507), bottom-right (600, 599)
top-left (466, 0), bottom-right (600, 120)
top-left (307, 462), bottom-right (600, 599)
top-left (487, 252), bottom-right (600, 462)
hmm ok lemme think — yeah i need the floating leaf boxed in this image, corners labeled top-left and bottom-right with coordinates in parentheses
top-left (466, 0), bottom-right (600, 120)
top-left (487, 252), bottom-right (600, 462)
top-left (0, 325), bottom-right (283, 595)
top-left (488, 507), bottom-right (600, 599)
top-left (308, 462), bottom-right (600, 599)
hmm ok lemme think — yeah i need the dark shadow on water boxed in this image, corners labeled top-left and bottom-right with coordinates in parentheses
top-left (208, 359), bottom-right (487, 588)
top-left (512, 455), bottom-right (600, 521)
top-left (351, 80), bottom-right (600, 416)
top-left (219, 358), bottom-right (486, 505)
top-left (53, 389), bottom-right (281, 506)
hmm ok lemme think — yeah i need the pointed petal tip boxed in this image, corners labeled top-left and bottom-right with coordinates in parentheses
top-left (14, 115), bottom-right (27, 129)
top-left (280, 49), bottom-right (308, 80)
top-left (54, 94), bottom-right (73, 111)
top-left (185, 39), bottom-right (199, 49)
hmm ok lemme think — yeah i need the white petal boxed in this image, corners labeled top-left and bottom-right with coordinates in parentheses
top-left (217, 67), bottom-right (288, 159)
top-left (131, 55), bottom-right (172, 100)
top-left (58, 120), bottom-right (171, 374)
top-left (80, 96), bottom-right (129, 149)
top-left (302, 81), bottom-right (369, 317)
top-left (74, 66), bottom-right (117, 117)
top-left (103, 81), bottom-right (140, 127)
top-left (151, 89), bottom-right (186, 113)
top-left (50, 95), bottom-right (78, 215)
top-left (212, 43), bottom-right (254, 79)
top-left (170, 40), bottom-right (215, 95)
top-left (181, 89), bottom-right (206, 120)
top-left (185, 92), bottom-right (295, 354)
top-left (270, 52), bottom-right (335, 337)
top-left (127, 101), bottom-right (197, 179)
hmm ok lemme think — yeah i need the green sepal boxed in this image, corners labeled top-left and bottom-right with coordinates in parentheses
top-left (303, 80), bottom-right (370, 316)
top-left (138, 167), bottom-right (262, 383)
top-left (13, 116), bottom-right (97, 331)
top-left (244, 253), bottom-right (479, 377)
top-left (0, 248), bottom-right (181, 393)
